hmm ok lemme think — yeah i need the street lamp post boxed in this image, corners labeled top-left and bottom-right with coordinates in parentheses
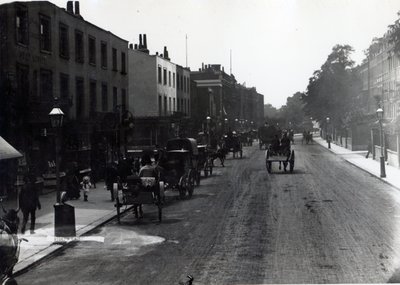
top-left (377, 108), bottom-right (386, 178)
top-left (49, 104), bottom-right (76, 237)
top-left (326, 117), bottom-right (331, 149)
top-left (206, 116), bottom-right (211, 146)
top-left (49, 106), bottom-right (64, 203)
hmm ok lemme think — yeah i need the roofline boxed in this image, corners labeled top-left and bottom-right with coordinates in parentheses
top-left (1, 1), bottom-right (128, 43)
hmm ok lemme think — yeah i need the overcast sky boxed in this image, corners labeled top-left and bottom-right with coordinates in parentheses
top-left (4, 0), bottom-right (400, 107)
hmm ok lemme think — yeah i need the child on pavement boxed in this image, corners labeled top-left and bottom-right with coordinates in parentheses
top-left (80, 176), bottom-right (92, 202)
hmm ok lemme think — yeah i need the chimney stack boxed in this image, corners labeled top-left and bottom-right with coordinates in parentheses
top-left (202, 62), bottom-right (204, 70)
top-left (134, 44), bottom-right (138, 50)
top-left (143, 34), bottom-right (147, 49)
top-left (139, 34), bottom-right (143, 49)
top-left (66, 1), bottom-right (73, 13)
top-left (163, 46), bottom-right (170, 60)
top-left (129, 43), bottom-right (133, 49)
top-left (74, 1), bottom-right (80, 15)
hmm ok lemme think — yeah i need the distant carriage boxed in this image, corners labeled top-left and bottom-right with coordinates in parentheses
top-left (223, 133), bottom-right (243, 159)
top-left (158, 138), bottom-right (199, 199)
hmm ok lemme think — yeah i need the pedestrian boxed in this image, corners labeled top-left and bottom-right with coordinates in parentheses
top-left (80, 176), bottom-right (92, 202)
top-left (105, 162), bottom-right (118, 201)
top-left (19, 174), bottom-right (41, 234)
top-left (66, 162), bottom-right (80, 199)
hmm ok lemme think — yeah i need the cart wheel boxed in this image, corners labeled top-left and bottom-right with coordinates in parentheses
top-left (196, 170), bottom-right (200, 186)
top-left (157, 194), bottom-right (162, 222)
top-left (290, 161), bottom-right (294, 173)
top-left (179, 185), bottom-right (186, 199)
top-left (267, 162), bottom-right (272, 173)
top-left (115, 195), bottom-right (121, 224)
top-left (188, 172), bottom-right (195, 198)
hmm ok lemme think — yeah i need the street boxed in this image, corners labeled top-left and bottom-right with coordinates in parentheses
top-left (15, 138), bottom-right (400, 284)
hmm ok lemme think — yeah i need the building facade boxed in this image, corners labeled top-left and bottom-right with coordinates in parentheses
top-left (0, 1), bottom-right (129, 195)
top-left (128, 35), bottom-right (190, 146)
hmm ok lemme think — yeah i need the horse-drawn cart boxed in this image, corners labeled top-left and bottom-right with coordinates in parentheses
top-left (115, 175), bottom-right (164, 223)
top-left (265, 148), bottom-right (295, 173)
top-left (223, 133), bottom-right (243, 158)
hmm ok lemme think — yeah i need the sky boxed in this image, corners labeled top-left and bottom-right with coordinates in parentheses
top-left (3, 0), bottom-right (400, 108)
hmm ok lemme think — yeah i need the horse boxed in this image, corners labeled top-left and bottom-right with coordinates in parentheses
top-left (209, 148), bottom-right (227, 167)
top-left (0, 202), bottom-right (20, 282)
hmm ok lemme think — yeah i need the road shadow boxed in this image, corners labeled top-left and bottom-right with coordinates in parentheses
top-left (268, 169), bottom-right (308, 175)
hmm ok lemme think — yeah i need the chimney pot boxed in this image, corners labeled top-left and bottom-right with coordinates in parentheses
top-left (74, 1), bottom-right (80, 15)
top-left (129, 43), bottom-right (133, 49)
top-left (143, 34), bottom-right (147, 49)
top-left (134, 44), bottom-right (138, 49)
top-left (202, 62), bottom-right (204, 70)
top-left (66, 1), bottom-right (73, 13)
top-left (139, 34), bottom-right (142, 48)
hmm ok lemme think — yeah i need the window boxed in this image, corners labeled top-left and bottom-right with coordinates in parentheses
top-left (60, 73), bottom-right (69, 101)
top-left (88, 36), bottom-right (96, 65)
top-left (40, 69), bottom-right (52, 98)
top-left (164, 96), bottom-right (167, 115)
top-left (177, 97), bottom-right (180, 111)
top-left (173, 98), bottom-right (175, 112)
top-left (168, 97), bottom-right (171, 112)
top-left (75, 30), bottom-right (84, 63)
top-left (59, 23), bottom-right (69, 59)
top-left (112, 48), bottom-right (117, 71)
top-left (101, 41), bottom-right (107, 68)
top-left (180, 75), bottom-right (183, 91)
top-left (16, 64), bottom-right (29, 101)
top-left (158, 66), bottom-right (162, 84)
top-left (163, 68), bottom-right (167, 85)
top-left (113, 87), bottom-right (118, 109)
top-left (16, 5), bottom-right (28, 45)
top-left (39, 15), bottom-right (51, 52)
top-left (168, 71), bottom-right (171, 87)
top-left (89, 80), bottom-right (97, 117)
top-left (76, 77), bottom-right (84, 119)
top-left (101, 83), bottom-right (108, 111)
top-left (158, 95), bottom-right (162, 116)
top-left (183, 76), bottom-right (186, 92)
top-left (121, 89), bottom-right (126, 112)
top-left (121, 52), bottom-right (126, 74)
top-left (177, 74), bottom-right (180, 90)
top-left (173, 73), bottom-right (175, 88)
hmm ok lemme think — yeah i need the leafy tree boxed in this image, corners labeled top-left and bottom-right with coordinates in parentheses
top-left (302, 44), bottom-right (360, 131)
top-left (388, 11), bottom-right (400, 55)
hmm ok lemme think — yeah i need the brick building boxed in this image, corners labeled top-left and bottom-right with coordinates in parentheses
top-left (0, 1), bottom-right (129, 195)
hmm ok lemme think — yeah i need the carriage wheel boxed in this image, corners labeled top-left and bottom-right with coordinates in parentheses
top-left (290, 150), bottom-right (295, 173)
top-left (204, 162), bottom-right (209, 177)
top-left (115, 194), bottom-right (121, 224)
top-left (156, 193), bottom-right (162, 222)
top-left (267, 162), bottom-right (272, 173)
top-left (187, 171), bottom-right (195, 198)
top-left (196, 170), bottom-right (201, 186)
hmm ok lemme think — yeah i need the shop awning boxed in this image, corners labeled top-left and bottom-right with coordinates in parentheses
top-left (0, 136), bottom-right (22, 160)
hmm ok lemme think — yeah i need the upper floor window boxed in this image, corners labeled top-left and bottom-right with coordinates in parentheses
top-left (177, 74), bottom-right (180, 90)
top-left (168, 71), bottom-right (171, 87)
top-left (40, 69), bottom-right (53, 98)
top-left (163, 68), bottom-right (167, 85)
top-left (76, 77), bottom-right (84, 119)
top-left (158, 66), bottom-right (162, 84)
top-left (75, 30), bottom-right (84, 63)
top-left (16, 5), bottom-right (28, 45)
top-left (112, 48), bottom-right (117, 71)
top-left (88, 36), bottom-right (96, 65)
top-left (121, 52), bottom-right (126, 74)
top-left (173, 73), bottom-right (175, 88)
top-left (101, 83), bottom-right (108, 111)
top-left (59, 23), bottom-right (69, 59)
top-left (113, 87), bottom-right (118, 109)
top-left (39, 15), bottom-right (51, 52)
top-left (101, 41), bottom-right (107, 68)
top-left (60, 73), bottom-right (69, 101)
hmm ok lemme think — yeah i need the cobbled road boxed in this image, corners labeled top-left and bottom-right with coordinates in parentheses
top-left (16, 137), bottom-right (400, 284)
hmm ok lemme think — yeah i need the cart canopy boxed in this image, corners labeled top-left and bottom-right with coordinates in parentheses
top-left (0, 136), bottom-right (22, 160)
top-left (166, 138), bottom-right (198, 155)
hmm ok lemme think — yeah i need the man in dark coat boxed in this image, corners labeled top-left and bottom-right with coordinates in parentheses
top-left (19, 175), bottom-right (41, 234)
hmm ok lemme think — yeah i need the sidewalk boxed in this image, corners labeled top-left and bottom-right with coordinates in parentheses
top-left (3, 181), bottom-right (128, 275)
top-left (314, 136), bottom-right (400, 190)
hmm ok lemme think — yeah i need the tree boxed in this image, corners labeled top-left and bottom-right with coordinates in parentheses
top-left (302, 44), bottom-right (360, 131)
top-left (388, 11), bottom-right (400, 55)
